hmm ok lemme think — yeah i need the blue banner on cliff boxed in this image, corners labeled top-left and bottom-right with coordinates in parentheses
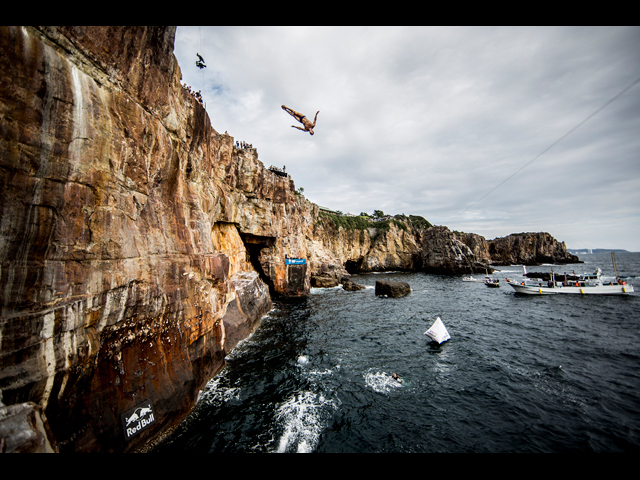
top-left (285, 258), bottom-right (306, 265)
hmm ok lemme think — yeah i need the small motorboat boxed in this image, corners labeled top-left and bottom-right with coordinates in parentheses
top-left (484, 277), bottom-right (500, 288)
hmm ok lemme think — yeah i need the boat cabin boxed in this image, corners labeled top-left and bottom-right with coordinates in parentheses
top-left (573, 268), bottom-right (604, 287)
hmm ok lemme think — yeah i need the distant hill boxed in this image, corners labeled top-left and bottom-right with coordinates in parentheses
top-left (568, 248), bottom-right (630, 254)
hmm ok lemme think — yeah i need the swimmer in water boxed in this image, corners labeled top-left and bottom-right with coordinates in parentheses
top-left (393, 373), bottom-right (402, 383)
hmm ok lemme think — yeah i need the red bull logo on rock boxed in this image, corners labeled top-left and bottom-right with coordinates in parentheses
top-left (121, 401), bottom-right (156, 440)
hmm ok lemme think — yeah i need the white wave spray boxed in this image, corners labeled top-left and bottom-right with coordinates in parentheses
top-left (275, 390), bottom-right (335, 453)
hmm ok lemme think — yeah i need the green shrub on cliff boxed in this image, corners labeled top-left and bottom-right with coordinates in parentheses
top-left (408, 215), bottom-right (432, 230)
top-left (318, 211), bottom-right (427, 233)
top-left (376, 218), bottom-right (408, 232)
top-left (319, 212), bottom-right (372, 231)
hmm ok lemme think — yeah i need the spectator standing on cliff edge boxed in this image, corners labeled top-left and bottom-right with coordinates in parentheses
top-left (282, 105), bottom-right (319, 135)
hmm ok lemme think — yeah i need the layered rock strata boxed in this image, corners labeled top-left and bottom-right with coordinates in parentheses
top-left (308, 215), bottom-right (494, 281)
top-left (0, 26), bottom-right (290, 453)
top-left (484, 232), bottom-right (579, 266)
top-left (0, 402), bottom-right (58, 453)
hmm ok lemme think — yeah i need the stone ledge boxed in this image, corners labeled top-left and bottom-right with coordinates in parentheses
top-left (0, 402), bottom-right (58, 453)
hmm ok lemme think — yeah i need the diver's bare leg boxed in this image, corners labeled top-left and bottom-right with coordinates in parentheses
top-left (282, 105), bottom-right (304, 121)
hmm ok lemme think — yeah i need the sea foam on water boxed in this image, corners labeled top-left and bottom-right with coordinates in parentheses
top-left (275, 391), bottom-right (334, 453)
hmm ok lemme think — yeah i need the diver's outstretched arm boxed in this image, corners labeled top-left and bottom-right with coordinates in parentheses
top-left (291, 125), bottom-right (306, 131)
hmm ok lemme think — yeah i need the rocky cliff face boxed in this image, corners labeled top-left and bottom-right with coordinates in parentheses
top-left (455, 232), bottom-right (492, 265)
top-left (485, 232), bottom-right (579, 266)
top-left (306, 215), bottom-right (494, 280)
top-left (0, 26), bottom-right (303, 452)
top-left (0, 26), bottom-right (578, 453)
top-left (304, 215), bottom-right (579, 281)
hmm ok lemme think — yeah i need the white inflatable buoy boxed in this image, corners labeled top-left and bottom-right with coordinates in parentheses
top-left (424, 317), bottom-right (451, 344)
top-left (297, 355), bottom-right (308, 365)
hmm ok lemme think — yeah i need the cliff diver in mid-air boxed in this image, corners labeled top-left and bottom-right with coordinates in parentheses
top-left (282, 105), bottom-right (319, 135)
top-left (196, 53), bottom-right (206, 69)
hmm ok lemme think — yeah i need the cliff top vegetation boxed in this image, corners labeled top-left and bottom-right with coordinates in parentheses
top-left (318, 211), bottom-right (432, 233)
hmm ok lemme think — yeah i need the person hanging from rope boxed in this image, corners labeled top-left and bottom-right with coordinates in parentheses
top-left (282, 105), bottom-right (319, 135)
top-left (196, 53), bottom-right (206, 69)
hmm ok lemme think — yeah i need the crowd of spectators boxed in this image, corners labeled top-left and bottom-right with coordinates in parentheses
top-left (183, 83), bottom-right (204, 105)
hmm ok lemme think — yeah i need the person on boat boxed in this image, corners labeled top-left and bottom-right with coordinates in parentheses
top-left (282, 105), bottom-right (319, 135)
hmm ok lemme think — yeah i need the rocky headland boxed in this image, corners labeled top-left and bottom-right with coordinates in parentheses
top-left (0, 26), bottom-right (578, 452)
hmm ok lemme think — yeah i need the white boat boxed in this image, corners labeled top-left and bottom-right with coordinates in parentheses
top-left (507, 267), bottom-right (633, 295)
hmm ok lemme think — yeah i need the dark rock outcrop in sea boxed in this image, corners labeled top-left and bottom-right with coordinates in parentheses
top-left (341, 277), bottom-right (367, 291)
top-left (375, 280), bottom-right (411, 297)
top-left (0, 26), bottom-right (580, 453)
top-left (311, 275), bottom-right (339, 288)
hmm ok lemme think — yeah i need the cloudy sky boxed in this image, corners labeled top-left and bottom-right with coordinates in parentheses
top-left (173, 26), bottom-right (640, 251)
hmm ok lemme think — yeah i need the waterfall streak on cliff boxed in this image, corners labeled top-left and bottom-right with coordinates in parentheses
top-left (70, 64), bottom-right (87, 176)
top-left (40, 311), bottom-right (56, 408)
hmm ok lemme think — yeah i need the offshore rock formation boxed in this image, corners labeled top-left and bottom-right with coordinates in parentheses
top-left (452, 231), bottom-right (579, 267)
top-left (0, 26), bottom-right (579, 453)
top-left (485, 232), bottom-right (579, 266)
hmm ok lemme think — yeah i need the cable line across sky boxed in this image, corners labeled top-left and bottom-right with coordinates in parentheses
top-left (447, 74), bottom-right (640, 223)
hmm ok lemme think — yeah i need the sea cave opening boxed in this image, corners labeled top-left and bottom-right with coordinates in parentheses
top-left (239, 233), bottom-right (276, 294)
top-left (345, 259), bottom-right (364, 275)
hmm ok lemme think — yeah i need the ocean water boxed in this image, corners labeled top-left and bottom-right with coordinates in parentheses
top-left (152, 253), bottom-right (640, 452)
